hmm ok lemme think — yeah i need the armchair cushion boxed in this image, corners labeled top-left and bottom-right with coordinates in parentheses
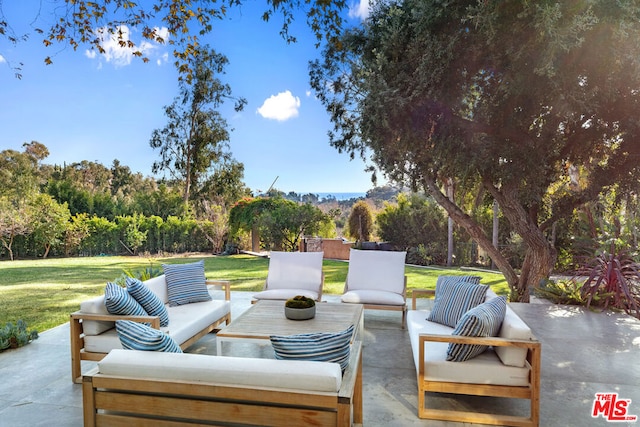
top-left (270, 324), bottom-right (355, 371)
top-left (428, 281), bottom-right (488, 328)
top-left (127, 278), bottom-right (169, 327)
top-left (104, 282), bottom-right (149, 320)
top-left (162, 260), bottom-right (212, 307)
top-left (341, 289), bottom-right (406, 306)
top-left (264, 251), bottom-right (324, 290)
top-left (346, 249), bottom-right (406, 294)
top-left (115, 320), bottom-right (182, 353)
top-left (447, 296), bottom-right (506, 362)
top-left (252, 288), bottom-right (320, 301)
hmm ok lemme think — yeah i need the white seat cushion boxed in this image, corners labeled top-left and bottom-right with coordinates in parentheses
top-left (84, 328), bottom-right (122, 353)
top-left (341, 290), bottom-right (405, 306)
top-left (165, 299), bottom-right (230, 345)
top-left (252, 289), bottom-right (319, 301)
top-left (99, 349), bottom-right (342, 393)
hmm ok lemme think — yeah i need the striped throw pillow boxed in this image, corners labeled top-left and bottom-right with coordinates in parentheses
top-left (427, 280), bottom-right (488, 327)
top-left (126, 278), bottom-right (169, 327)
top-left (104, 282), bottom-right (149, 322)
top-left (270, 324), bottom-right (355, 371)
top-left (115, 320), bottom-right (182, 353)
top-left (435, 275), bottom-right (481, 288)
top-left (447, 296), bottom-right (507, 362)
top-left (162, 260), bottom-right (212, 307)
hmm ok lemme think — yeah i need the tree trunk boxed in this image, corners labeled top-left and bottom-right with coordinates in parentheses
top-left (423, 179), bottom-right (520, 288)
top-left (1, 237), bottom-right (15, 261)
top-left (484, 181), bottom-right (557, 301)
top-left (446, 178), bottom-right (454, 266)
top-left (492, 199), bottom-right (499, 270)
top-left (251, 224), bottom-right (260, 252)
top-left (516, 238), bottom-right (556, 301)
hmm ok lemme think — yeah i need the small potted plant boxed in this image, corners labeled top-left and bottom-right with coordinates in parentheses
top-left (284, 295), bottom-right (316, 320)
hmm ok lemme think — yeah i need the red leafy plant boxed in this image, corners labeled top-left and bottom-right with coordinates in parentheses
top-left (576, 244), bottom-right (640, 319)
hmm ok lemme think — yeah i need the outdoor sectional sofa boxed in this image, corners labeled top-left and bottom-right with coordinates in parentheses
top-left (408, 280), bottom-right (541, 426)
top-left (82, 341), bottom-right (363, 426)
top-left (70, 274), bottom-right (231, 383)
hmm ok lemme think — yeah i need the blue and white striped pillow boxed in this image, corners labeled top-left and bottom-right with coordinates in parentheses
top-left (104, 282), bottom-right (149, 322)
top-left (115, 320), bottom-right (182, 353)
top-left (270, 324), bottom-right (355, 371)
top-left (435, 275), bottom-right (482, 288)
top-left (427, 280), bottom-right (488, 328)
top-left (126, 278), bottom-right (169, 327)
top-left (162, 260), bottom-right (212, 307)
top-left (447, 296), bottom-right (507, 362)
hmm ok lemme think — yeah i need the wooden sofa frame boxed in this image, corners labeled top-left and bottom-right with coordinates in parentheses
top-left (82, 341), bottom-right (363, 427)
top-left (70, 280), bottom-right (231, 384)
top-left (412, 290), bottom-right (541, 427)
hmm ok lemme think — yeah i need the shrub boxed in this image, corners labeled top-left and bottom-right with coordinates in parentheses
top-left (533, 279), bottom-right (585, 305)
top-left (114, 262), bottom-right (163, 285)
top-left (577, 245), bottom-right (640, 319)
top-left (0, 320), bottom-right (39, 351)
top-left (347, 200), bottom-right (374, 242)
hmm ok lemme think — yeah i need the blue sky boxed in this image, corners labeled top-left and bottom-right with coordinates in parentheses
top-left (0, 1), bottom-right (380, 194)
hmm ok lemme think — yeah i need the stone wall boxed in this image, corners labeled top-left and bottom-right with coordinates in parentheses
top-left (301, 238), bottom-right (353, 260)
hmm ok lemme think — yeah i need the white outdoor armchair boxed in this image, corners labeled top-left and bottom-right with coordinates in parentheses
top-left (341, 248), bottom-right (408, 327)
top-left (252, 251), bottom-right (325, 303)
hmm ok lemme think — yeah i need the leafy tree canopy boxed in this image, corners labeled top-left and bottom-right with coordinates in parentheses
top-left (0, 0), bottom-right (347, 79)
top-left (229, 196), bottom-right (330, 251)
top-left (310, 0), bottom-right (640, 299)
top-left (150, 45), bottom-right (245, 206)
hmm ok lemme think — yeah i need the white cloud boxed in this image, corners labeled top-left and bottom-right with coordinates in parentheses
top-left (157, 52), bottom-right (169, 66)
top-left (349, 0), bottom-right (371, 20)
top-left (0, 54), bottom-right (6, 63)
top-left (257, 90), bottom-right (301, 121)
top-left (85, 25), bottom-right (169, 68)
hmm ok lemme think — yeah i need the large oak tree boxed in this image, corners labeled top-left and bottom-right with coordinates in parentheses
top-left (310, 0), bottom-right (640, 300)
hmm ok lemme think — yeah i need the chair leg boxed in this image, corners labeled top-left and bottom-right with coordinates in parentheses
top-left (70, 316), bottom-right (83, 383)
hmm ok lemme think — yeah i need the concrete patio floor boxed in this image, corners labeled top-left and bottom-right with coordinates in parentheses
top-left (1, 291), bottom-right (639, 426)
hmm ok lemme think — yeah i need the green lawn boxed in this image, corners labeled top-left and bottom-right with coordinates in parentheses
top-left (0, 254), bottom-right (508, 333)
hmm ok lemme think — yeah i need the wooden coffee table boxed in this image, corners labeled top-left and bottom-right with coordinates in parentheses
top-left (216, 300), bottom-right (364, 356)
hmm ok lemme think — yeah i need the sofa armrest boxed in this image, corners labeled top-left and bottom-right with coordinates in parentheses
top-left (339, 340), bottom-right (362, 399)
top-left (338, 339), bottom-right (363, 424)
top-left (70, 311), bottom-right (161, 329)
top-left (419, 333), bottom-right (538, 348)
top-left (411, 288), bottom-right (435, 310)
top-left (206, 279), bottom-right (231, 301)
